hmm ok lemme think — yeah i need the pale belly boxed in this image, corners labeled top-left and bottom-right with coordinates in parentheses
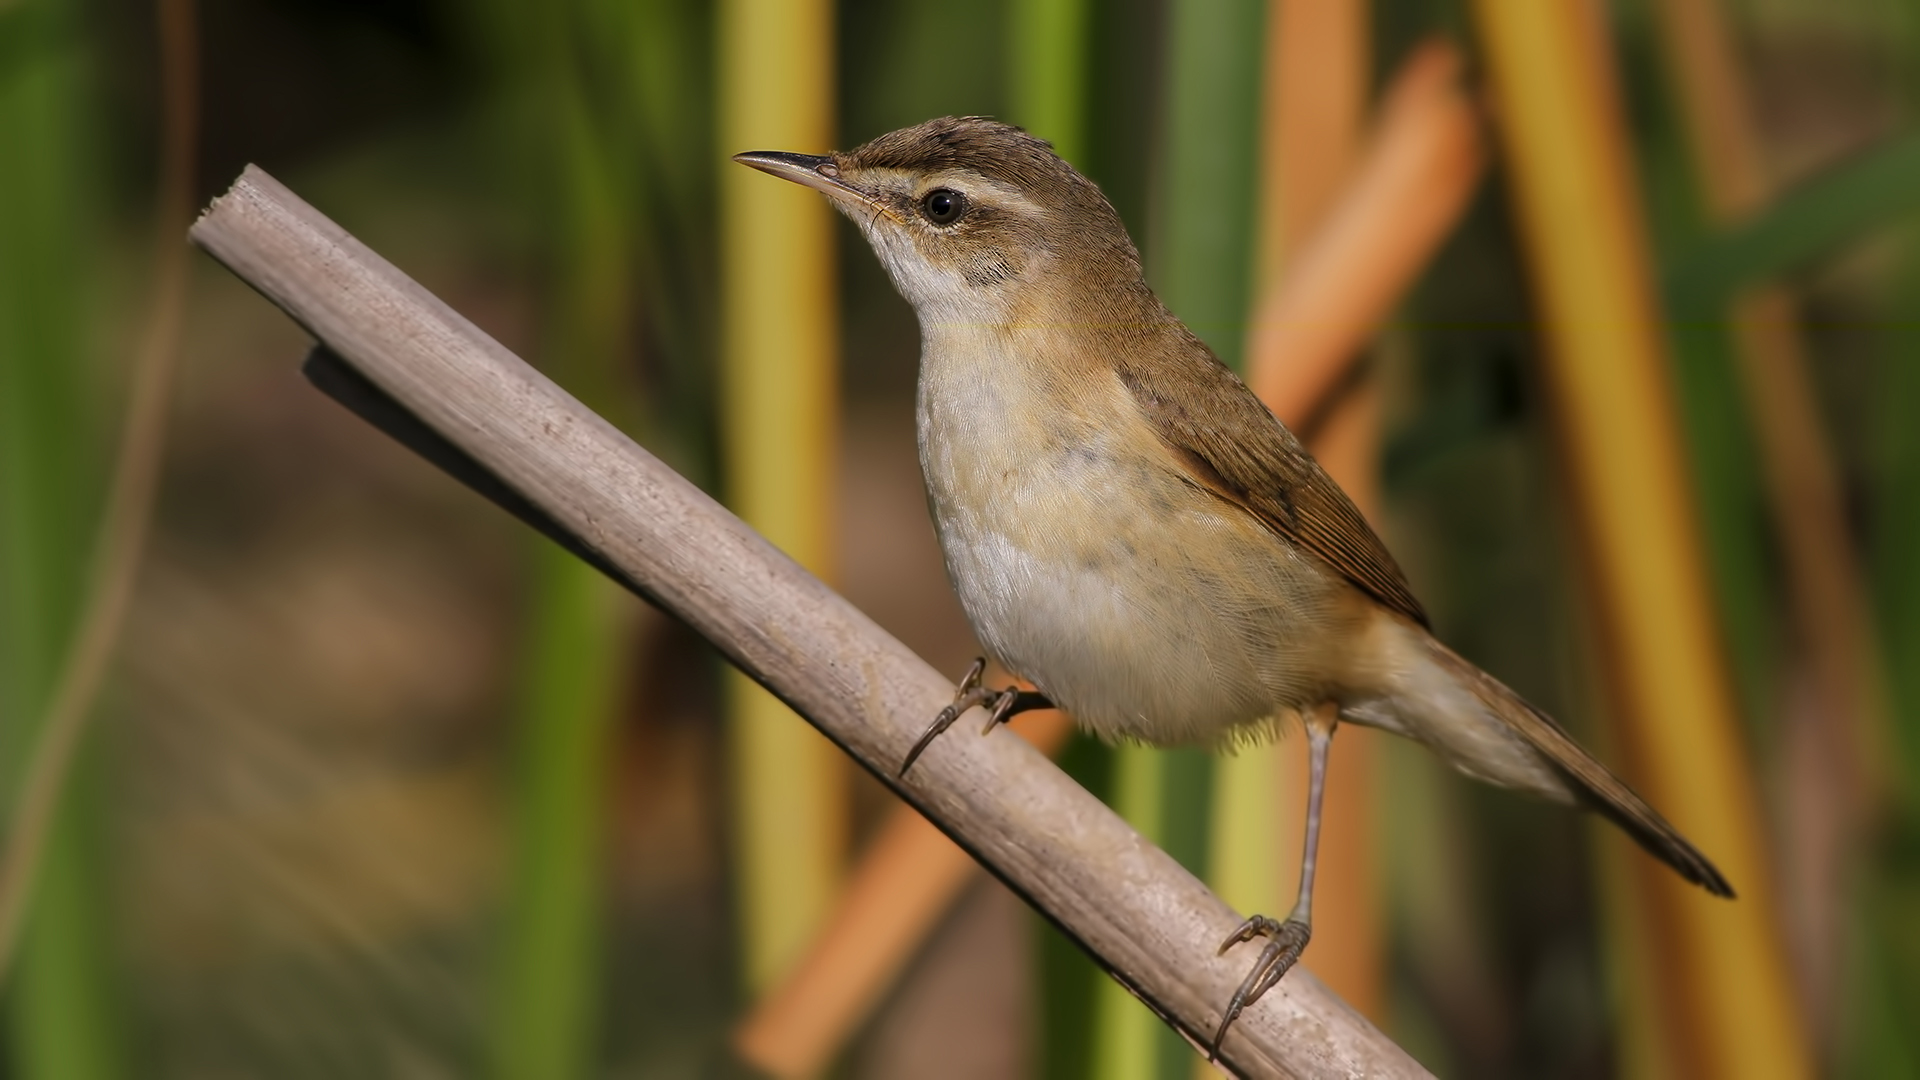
top-left (918, 368), bottom-right (1357, 747)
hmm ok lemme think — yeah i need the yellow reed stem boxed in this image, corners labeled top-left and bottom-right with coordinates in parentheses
top-left (733, 707), bottom-right (1072, 1079)
top-left (718, 0), bottom-right (846, 992)
top-left (1205, 733), bottom-right (1284, 934)
top-left (1009, 0), bottom-right (1091, 165)
top-left (1651, 0), bottom-right (1891, 1039)
top-left (1092, 743), bottom-right (1166, 1080)
top-left (1467, 2), bottom-right (1809, 1075)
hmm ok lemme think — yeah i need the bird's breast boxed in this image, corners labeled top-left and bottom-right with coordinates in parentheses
top-left (914, 331), bottom-right (1357, 746)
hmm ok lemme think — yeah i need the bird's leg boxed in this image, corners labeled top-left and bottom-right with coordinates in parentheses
top-left (1209, 705), bottom-right (1337, 1059)
top-left (898, 657), bottom-right (1055, 776)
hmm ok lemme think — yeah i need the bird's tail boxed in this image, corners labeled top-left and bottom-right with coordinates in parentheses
top-left (1401, 631), bottom-right (1735, 898)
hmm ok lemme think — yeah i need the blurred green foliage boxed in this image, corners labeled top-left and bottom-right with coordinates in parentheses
top-left (0, 1), bottom-right (125, 1077)
top-left (2, 0), bottom-right (1918, 1076)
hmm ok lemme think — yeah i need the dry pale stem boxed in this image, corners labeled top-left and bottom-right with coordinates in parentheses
top-left (187, 166), bottom-right (1429, 1080)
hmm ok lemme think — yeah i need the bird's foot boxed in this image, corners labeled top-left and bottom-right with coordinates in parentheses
top-left (898, 658), bottom-right (1053, 776)
top-left (1209, 914), bottom-right (1312, 1060)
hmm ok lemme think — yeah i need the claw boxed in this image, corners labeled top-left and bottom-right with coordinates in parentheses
top-left (898, 661), bottom-right (1055, 776)
top-left (1208, 915), bottom-right (1311, 1061)
top-left (899, 693), bottom-right (982, 776)
top-left (900, 659), bottom-right (988, 776)
top-left (1216, 913), bottom-right (1282, 954)
top-left (982, 691), bottom-right (1016, 735)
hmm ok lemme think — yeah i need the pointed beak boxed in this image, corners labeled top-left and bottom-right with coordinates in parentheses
top-left (732, 150), bottom-right (882, 213)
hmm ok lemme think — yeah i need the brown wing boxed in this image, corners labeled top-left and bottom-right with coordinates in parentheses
top-left (1114, 339), bottom-right (1430, 629)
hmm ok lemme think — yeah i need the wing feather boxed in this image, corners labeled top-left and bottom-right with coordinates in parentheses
top-left (1114, 339), bottom-right (1430, 629)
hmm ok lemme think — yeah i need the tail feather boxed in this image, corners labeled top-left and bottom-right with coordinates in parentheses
top-left (1421, 637), bottom-right (1736, 899)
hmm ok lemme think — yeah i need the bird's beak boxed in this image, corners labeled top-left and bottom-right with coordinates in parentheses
top-left (732, 150), bottom-right (882, 214)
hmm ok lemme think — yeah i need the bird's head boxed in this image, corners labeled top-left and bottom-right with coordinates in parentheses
top-left (735, 116), bottom-right (1144, 327)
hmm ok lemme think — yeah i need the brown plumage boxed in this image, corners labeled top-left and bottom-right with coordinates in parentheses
top-left (736, 115), bottom-right (1733, 1054)
top-left (1112, 330), bottom-right (1430, 629)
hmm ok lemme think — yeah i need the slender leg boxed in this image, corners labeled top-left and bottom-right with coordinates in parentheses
top-left (898, 658), bottom-right (1055, 776)
top-left (1209, 704), bottom-right (1337, 1059)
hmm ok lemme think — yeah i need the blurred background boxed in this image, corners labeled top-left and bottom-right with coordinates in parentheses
top-left (2, 0), bottom-right (1918, 1076)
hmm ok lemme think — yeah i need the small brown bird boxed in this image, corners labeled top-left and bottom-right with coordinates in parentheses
top-left (736, 116), bottom-right (1731, 1053)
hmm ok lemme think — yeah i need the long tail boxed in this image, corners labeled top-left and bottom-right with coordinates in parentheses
top-left (1420, 635), bottom-right (1735, 898)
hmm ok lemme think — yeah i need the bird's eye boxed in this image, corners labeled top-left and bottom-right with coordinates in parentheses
top-left (921, 188), bottom-right (966, 225)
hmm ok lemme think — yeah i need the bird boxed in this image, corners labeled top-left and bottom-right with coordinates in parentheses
top-left (734, 115), bottom-right (1732, 1056)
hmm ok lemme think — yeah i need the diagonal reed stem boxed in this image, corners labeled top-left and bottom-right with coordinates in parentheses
top-left (189, 164), bottom-right (1430, 1080)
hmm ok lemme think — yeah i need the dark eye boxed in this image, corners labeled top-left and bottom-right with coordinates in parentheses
top-left (921, 188), bottom-right (966, 225)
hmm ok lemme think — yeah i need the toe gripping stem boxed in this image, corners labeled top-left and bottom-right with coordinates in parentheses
top-left (898, 658), bottom-right (1052, 777)
top-left (1207, 914), bottom-right (1313, 1060)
